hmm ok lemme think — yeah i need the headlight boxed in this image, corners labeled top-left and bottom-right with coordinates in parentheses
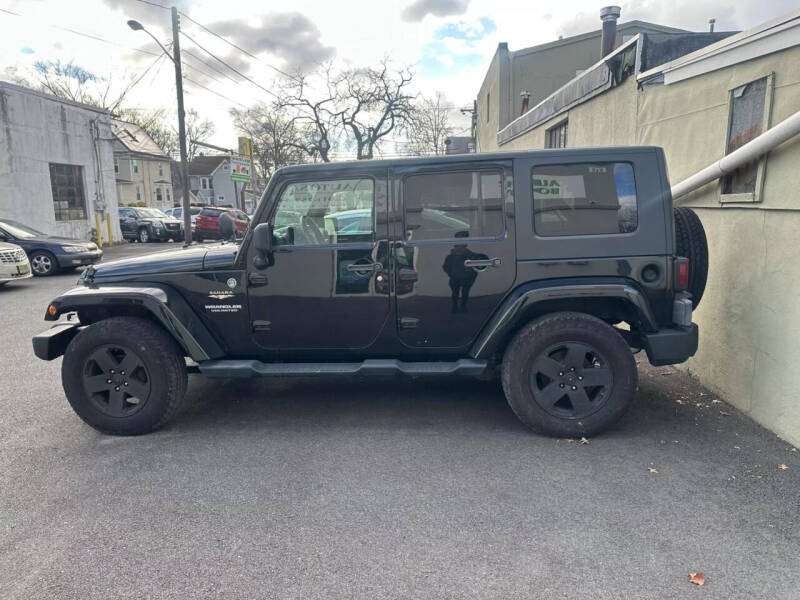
top-left (87, 242), bottom-right (98, 251)
top-left (61, 245), bottom-right (85, 253)
top-left (153, 221), bottom-right (164, 229)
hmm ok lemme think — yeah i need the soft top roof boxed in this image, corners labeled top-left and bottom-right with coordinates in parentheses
top-left (274, 146), bottom-right (662, 176)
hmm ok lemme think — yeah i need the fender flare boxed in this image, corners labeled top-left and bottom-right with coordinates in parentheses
top-left (469, 279), bottom-right (658, 360)
top-left (44, 284), bottom-right (224, 361)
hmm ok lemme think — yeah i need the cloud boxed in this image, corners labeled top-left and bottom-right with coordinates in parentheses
top-left (434, 16), bottom-right (496, 43)
top-left (401, 0), bottom-right (470, 22)
top-left (205, 12), bottom-right (335, 72)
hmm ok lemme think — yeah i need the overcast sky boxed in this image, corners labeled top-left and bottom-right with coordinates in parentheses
top-left (1, 0), bottom-right (796, 148)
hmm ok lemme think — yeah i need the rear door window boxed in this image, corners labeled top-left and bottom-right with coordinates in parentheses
top-left (532, 162), bottom-right (637, 236)
top-left (402, 170), bottom-right (504, 241)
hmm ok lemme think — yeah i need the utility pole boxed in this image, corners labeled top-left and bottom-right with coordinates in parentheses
top-left (171, 7), bottom-right (192, 245)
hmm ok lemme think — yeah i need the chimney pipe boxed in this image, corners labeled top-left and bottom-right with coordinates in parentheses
top-left (708, 18), bottom-right (716, 32)
top-left (600, 6), bottom-right (621, 57)
top-left (520, 90), bottom-right (530, 116)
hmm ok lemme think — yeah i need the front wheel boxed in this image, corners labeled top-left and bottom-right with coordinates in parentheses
top-left (62, 317), bottom-right (188, 435)
top-left (138, 227), bottom-right (150, 243)
top-left (501, 312), bottom-right (637, 437)
top-left (30, 250), bottom-right (58, 276)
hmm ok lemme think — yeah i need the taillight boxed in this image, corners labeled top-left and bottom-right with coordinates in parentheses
top-left (675, 257), bottom-right (690, 290)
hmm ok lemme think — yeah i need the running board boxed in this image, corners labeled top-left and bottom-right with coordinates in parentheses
top-left (197, 358), bottom-right (488, 378)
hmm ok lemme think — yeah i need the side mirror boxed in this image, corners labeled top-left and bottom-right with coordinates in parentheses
top-left (253, 222), bottom-right (273, 253)
top-left (253, 222), bottom-right (274, 268)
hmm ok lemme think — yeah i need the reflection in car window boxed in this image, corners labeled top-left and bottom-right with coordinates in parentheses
top-left (0, 219), bottom-right (46, 239)
top-left (403, 171), bottom-right (504, 241)
top-left (272, 179), bottom-right (374, 246)
top-left (139, 208), bottom-right (168, 218)
top-left (532, 162), bottom-right (637, 236)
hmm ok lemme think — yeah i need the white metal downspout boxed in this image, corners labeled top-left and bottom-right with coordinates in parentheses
top-left (671, 109), bottom-right (800, 199)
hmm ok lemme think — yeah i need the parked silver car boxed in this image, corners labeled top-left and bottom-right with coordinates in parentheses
top-left (0, 241), bottom-right (33, 285)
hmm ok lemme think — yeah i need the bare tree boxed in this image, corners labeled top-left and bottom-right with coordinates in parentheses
top-left (184, 109), bottom-right (215, 161)
top-left (338, 60), bottom-right (415, 160)
top-left (276, 65), bottom-right (342, 162)
top-left (406, 92), bottom-right (455, 156)
top-left (277, 59), bottom-right (416, 161)
top-left (230, 103), bottom-right (313, 177)
top-left (30, 60), bottom-right (134, 113)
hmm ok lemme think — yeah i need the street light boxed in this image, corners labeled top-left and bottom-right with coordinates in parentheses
top-left (127, 10), bottom-right (192, 245)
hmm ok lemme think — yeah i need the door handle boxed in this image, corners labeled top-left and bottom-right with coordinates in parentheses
top-left (346, 261), bottom-right (382, 273)
top-left (463, 257), bottom-right (502, 269)
top-left (248, 272), bottom-right (268, 286)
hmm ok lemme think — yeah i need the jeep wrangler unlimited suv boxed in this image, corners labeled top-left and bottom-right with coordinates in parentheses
top-left (33, 148), bottom-right (707, 437)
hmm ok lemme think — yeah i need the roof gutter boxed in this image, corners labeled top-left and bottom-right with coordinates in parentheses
top-left (671, 108), bottom-right (800, 199)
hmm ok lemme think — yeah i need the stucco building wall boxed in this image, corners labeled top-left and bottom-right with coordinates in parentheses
top-left (0, 82), bottom-right (121, 242)
top-left (485, 42), bottom-right (800, 444)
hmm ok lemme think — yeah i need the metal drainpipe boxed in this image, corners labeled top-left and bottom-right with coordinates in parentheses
top-left (671, 109), bottom-right (800, 199)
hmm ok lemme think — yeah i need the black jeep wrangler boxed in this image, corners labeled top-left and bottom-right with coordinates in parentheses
top-left (33, 148), bottom-right (707, 437)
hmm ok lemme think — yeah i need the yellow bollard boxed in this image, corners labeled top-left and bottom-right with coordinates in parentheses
top-left (106, 212), bottom-right (113, 246)
top-left (95, 213), bottom-right (103, 248)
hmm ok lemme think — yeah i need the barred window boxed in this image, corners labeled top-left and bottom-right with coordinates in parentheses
top-left (49, 163), bottom-right (87, 222)
top-left (546, 120), bottom-right (568, 149)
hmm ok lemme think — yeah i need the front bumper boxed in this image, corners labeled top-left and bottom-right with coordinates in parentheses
top-left (643, 323), bottom-right (698, 366)
top-left (32, 322), bottom-right (80, 360)
top-left (56, 250), bottom-right (103, 268)
top-left (0, 260), bottom-right (33, 281)
top-left (151, 227), bottom-right (183, 241)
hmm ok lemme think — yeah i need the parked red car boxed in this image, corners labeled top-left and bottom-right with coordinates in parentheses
top-left (194, 207), bottom-right (250, 241)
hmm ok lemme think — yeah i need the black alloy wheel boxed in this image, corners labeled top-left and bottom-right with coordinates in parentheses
top-left (529, 341), bottom-right (613, 419)
top-left (82, 345), bottom-right (151, 417)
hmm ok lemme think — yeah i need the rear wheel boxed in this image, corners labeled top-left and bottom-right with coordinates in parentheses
top-left (62, 317), bottom-right (188, 435)
top-left (30, 250), bottom-right (58, 276)
top-left (674, 207), bottom-right (708, 308)
top-left (501, 312), bottom-right (637, 437)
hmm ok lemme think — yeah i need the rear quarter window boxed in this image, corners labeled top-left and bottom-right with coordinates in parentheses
top-left (532, 162), bottom-right (637, 236)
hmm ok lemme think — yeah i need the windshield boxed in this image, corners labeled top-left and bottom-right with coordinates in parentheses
top-left (137, 208), bottom-right (168, 218)
top-left (0, 219), bottom-right (46, 239)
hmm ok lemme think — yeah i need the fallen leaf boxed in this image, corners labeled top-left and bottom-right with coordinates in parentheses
top-left (579, 437), bottom-right (590, 445)
top-left (648, 467), bottom-right (659, 474)
top-left (711, 399), bottom-right (721, 404)
top-left (790, 447), bottom-right (798, 453)
top-left (687, 572), bottom-right (705, 586)
top-left (676, 399), bottom-right (685, 405)
top-left (719, 411), bottom-right (731, 416)
top-left (779, 464), bottom-right (788, 470)
top-left (565, 438), bottom-right (574, 443)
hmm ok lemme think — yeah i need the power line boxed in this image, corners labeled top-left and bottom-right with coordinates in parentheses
top-left (182, 75), bottom-right (247, 108)
top-left (177, 10), bottom-right (302, 84)
top-left (131, 0), bottom-right (301, 84)
top-left (182, 48), bottom-right (241, 85)
top-left (0, 7), bottom-right (161, 58)
top-left (180, 30), bottom-right (280, 100)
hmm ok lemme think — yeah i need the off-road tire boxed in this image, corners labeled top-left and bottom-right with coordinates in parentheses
top-left (62, 317), bottom-right (188, 435)
top-left (674, 207), bottom-right (708, 308)
top-left (501, 312), bottom-right (637, 437)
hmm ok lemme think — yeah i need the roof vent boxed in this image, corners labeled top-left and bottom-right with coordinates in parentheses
top-left (600, 6), bottom-right (621, 57)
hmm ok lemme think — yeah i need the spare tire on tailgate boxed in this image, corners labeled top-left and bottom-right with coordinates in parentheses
top-left (673, 207), bottom-right (708, 309)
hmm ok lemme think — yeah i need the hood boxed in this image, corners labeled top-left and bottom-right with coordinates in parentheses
top-left (89, 243), bottom-right (239, 279)
top-left (0, 241), bottom-right (24, 251)
top-left (18, 234), bottom-right (97, 247)
top-left (139, 216), bottom-right (181, 224)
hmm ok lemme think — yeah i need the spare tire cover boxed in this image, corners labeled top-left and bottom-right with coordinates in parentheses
top-left (673, 207), bottom-right (708, 309)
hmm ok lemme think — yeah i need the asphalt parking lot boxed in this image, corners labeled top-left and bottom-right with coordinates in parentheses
top-left (1, 242), bottom-right (799, 599)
